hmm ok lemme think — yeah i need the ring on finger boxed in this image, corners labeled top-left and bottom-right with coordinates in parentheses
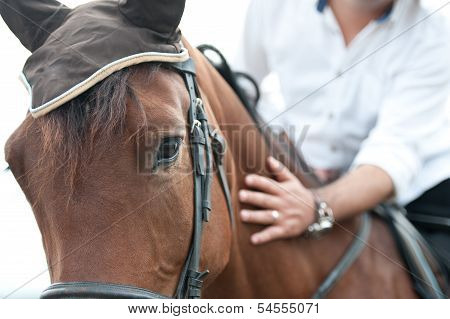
top-left (271, 210), bottom-right (280, 222)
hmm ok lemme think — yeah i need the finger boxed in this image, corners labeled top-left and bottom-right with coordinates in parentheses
top-left (240, 209), bottom-right (281, 225)
top-left (239, 190), bottom-right (282, 210)
top-left (251, 225), bottom-right (286, 245)
top-left (267, 156), bottom-right (296, 182)
top-left (245, 174), bottom-right (282, 195)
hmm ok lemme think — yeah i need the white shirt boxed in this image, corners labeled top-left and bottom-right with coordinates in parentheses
top-left (235, 0), bottom-right (450, 205)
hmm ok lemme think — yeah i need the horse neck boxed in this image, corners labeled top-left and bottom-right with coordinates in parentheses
top-left (189, 45), bottom-right (361, 298)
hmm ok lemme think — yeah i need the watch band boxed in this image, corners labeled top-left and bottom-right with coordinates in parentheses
top-left (306, 192), bottom-right (335, 237)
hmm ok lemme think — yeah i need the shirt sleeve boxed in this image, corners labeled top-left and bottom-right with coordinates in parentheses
top-left (352, 33), bottom-right (450, 202)
top-left (233, 0), bottom-right (270, 85)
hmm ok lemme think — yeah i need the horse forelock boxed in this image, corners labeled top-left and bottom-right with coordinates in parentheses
top-left (32, 63), bottom-right (163, 194)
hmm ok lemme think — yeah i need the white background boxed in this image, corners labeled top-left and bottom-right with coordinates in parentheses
top-left (0, 0), bottom-right (449, 299)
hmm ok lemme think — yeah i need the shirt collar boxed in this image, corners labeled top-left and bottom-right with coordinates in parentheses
top-left (317, 0), bottom-right (327, 13)
top-left (316, 0), bottom-right (398, 24)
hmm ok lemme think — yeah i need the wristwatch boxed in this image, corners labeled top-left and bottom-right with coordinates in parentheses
top-left (306, 193), bottom-right (335, 237)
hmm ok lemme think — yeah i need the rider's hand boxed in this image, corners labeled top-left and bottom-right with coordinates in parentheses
top-left (239, 156), bottom-right (316, 245)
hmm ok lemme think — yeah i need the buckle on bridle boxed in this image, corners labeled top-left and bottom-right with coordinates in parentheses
top-left (190, 119), bottom-right (201, 134)
top-left (187, 269), bottom-right (210, 299)
top-left (195, 98), bottom-right (203, 108)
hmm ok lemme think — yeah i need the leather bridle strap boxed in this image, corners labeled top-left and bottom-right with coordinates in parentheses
top-left (173, 62), bottom-right (210, 298)
top-left (174, 60), bottom-right (234, 299)
top-left (172, 60), bottom-right (234, 228)
top-left (210, 129), bottom-right (235, 228)
top-left (40, 282), bottom-right (168, 299)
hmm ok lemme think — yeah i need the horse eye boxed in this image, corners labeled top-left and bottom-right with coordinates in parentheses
top-left (156, 137), bottom-right (182, 166)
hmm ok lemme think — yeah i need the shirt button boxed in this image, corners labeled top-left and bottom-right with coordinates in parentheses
top-left (328, 113), bottom-right (334, 120)
top-left (330, 145), bottom-right (338, 152)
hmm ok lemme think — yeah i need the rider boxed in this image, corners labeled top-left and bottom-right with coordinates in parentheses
top-left (235, 0), bottom-right (450, 272)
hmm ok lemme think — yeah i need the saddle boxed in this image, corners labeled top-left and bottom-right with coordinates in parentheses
top-left (199, 45), bottom-right (449, 299)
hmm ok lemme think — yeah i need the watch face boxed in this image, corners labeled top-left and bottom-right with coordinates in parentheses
top-left (323, 207), bottom-right (335, 220)
top-left (319, 219), bottom-right (333, 231)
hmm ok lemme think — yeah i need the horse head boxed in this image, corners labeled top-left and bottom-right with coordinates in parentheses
top-left (3, 0), bottom-right (233, 298)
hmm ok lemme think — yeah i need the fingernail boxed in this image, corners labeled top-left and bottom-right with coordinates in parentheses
top-left (251, 235), bottom-right (260, 244)
top-left (268, 156), bottom-right (278, 166)
top-left (240, 210), bottom-right (249, 220)
top-left (245, 175), bottom-right (253, 184)
top-left (239, 190), bottom-right (247, 200)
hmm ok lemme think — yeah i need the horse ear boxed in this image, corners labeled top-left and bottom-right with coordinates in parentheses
top-left (0, 0), bottom-right (70, 52)
top-left (119, 0), bottom-right (186, 37)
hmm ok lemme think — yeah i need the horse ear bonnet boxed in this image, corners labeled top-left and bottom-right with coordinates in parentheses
top-left (0, 0), bottom-right (189, 118)
top-left (0, 0), bottom-right (71, 52)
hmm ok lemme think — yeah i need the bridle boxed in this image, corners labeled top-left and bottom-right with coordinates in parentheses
top-left (40, 58), bottom-right (234, 299)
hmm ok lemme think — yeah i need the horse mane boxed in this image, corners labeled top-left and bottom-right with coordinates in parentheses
top-left (33, 63), bottom-right (162, 191)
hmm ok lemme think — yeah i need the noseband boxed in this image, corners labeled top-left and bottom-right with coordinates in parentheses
top-left (40, 59), bottom-right (234, 299)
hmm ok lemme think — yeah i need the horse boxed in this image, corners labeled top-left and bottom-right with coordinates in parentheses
top-left (3, 0), bottom-right (418, 298)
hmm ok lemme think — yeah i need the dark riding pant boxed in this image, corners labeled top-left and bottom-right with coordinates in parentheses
top-left (405, 179), bottom-right (450, 272)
